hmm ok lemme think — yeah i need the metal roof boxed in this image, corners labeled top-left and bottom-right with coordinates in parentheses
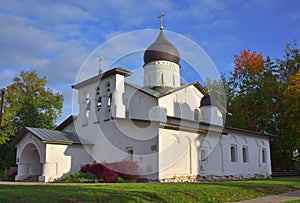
top-left (25, 127), bottom-right (90, 144)
top-left (127, 83), bottom-right (192, 98)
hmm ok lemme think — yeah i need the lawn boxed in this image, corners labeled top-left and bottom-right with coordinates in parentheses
top-left (0, 177), bottom-right (299, 202)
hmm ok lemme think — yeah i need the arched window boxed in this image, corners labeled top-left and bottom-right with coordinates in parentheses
top-left (173, 74), bottom-right (175, 86)
top-left (105, 82), bottom-right (110, 93)
top-left (194, 109), bottom-right (199, 121)
top-left (231, 145), bottom-right (237, 162)
top-left (126, 147), bottom-right (133, 161)
top-left (242, 146), bottom-right (248, 163)
top-left (200, 148), bottom-right (207, 162)
top-left (108, 93), bottom-right (112, 107)
top-left (262, 148), bottom-right (267, 163)
top-left (97, 97), bottom-right (102, 111)
top-left (96, 86), bottom-right (101, 111)
top-left (85, 93), bottom-right (90, 118)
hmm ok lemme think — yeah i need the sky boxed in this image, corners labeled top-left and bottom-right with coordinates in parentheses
top-left (0, 0), bottom-right (299, 124)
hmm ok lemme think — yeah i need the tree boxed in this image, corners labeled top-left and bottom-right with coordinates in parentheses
top-left (226, 50), bottom-right (278, 132)
top-left (226, 43), bottom-right (300, 170)
top-left (0, 70), bottom-right (63, 175)
top-left (271, 41), bottom-right (300, 170)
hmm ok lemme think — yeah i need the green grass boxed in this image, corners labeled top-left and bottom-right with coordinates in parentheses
top-left (0, 177), bottom-right (299, 202)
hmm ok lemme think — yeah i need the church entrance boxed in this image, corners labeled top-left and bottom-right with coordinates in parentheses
top-left (18, 143), bottom-right (42, 181)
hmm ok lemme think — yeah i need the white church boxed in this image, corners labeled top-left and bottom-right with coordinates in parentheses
top-left (12, 20), bottom-right (272, 182)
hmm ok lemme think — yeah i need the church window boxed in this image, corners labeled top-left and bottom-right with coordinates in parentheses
top-left (173, 75), bottom-right (175, 86)
top-left (97, 97), bottom-right (102, 111)
top-left (151, 145), bottom-right (158, 151)
top-left (85, 93), bottom-right (91, 118)
top-left (231, 145), bottom-right (237, 162)
top-left (96, 86), bottom-right (100, 95)
top-left (194, 109), bottom-right (199, 121)
top-left (242, 146), bottom-right (248, 163)
top-left (106, 82), bottom-right (110, 92)
top-left (108, 93), bottom-right (112, 107)
top-left (200, 148), bottom-right (207, 162)
top-left (262, 148), bottom-right (267, 163)
top-left (126, 147), bottom-right (133, 161)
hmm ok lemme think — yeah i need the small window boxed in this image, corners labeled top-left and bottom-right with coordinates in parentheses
top-left (108, 94), bottom-right (112, 107)
top-left (194, 109), bottom-right (199, 121)
top-left (242, 146), bottom-right (248, 163)
top-left (173, 75), bottom-right (175, 86)
top-left (231, 145), bottom-right (237, 162)
top-left (200, 148), bottom-right (207, 162)
top-left (161, 73), bottom-right (164, 85)
top-left (97, 97), bottom-right (102, 111)
top-left (262, 148), bottom-right (267, 163)
top-left (86, 99), bottom-right (91, 111)
top-left (151, 145), bottom-right (158, 151)
top-left (126, 147), bottom-right (133, 161)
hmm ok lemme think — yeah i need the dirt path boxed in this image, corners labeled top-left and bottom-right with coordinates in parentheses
top-left (231, 190), bottom-right (300, 203)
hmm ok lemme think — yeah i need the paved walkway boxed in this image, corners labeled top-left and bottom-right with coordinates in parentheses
top-left (232, 190), bottom-right (300, 203)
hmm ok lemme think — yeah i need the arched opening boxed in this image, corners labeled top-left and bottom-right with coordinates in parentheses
top-left (18, 143), bottom-right (42, 181)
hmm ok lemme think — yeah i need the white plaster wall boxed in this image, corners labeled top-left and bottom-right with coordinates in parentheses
top-left (75, 107), bottom-right (160, 180)
top-left (144, 61), bottom-right (180, 87)
top-left (64, 144), bottom-right (93, 174)
top-left (44, 144), bottom-right (71, 181)
top-left (124, 85), bottom-right (159, 121)
top-left (159, 85), bottom-right (203, 121)
top-left (203, 132), bottom-right (272, 177)
top-left (158, 128), bottom-right (200, 180)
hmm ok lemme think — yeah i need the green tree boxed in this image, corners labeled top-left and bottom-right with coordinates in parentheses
top-left (0, 70), bottom-right (63, 175)
top-left (226, 50), bottom-right (278, 132)
top-left (226, 42), bottom-right (300, 170)
top-left (271, 41), bottom-right (300, 170)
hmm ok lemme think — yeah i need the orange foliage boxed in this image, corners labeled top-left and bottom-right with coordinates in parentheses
top-left (233, 50), bottom-right (265, 78)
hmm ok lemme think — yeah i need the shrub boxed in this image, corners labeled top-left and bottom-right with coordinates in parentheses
top-left (54, 172), bottom-right (103, 183)
top-left (80, 159), bottom-right (139, 183)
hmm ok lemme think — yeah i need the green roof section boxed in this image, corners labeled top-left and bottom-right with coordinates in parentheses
top-left (127, 83), bottom-right (191, 98)
top-left (25, 127), bottom-right (91, 145)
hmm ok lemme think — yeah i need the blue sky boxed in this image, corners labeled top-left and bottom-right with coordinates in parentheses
top-left (0, 0), bottom-right (299, 124)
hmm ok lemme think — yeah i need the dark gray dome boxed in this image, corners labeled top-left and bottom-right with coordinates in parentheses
top-left (144, 31), bottom-right (180, 65)
top-left (200, 94), bottom-right (218, 107)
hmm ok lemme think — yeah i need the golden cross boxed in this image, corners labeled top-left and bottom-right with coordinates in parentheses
top-left (99, 56), bottom-right (103, 74)
top-left (158, 13), bottom-right (165, 30)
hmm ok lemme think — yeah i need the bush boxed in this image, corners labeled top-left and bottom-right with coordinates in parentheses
top-left (80, 159), bottom-right (139, 183)
top-left (54, 172), bottom-right (103, 183)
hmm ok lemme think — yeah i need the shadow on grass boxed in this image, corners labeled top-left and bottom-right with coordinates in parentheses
top-left (0, 184), bottom-right (166, 203)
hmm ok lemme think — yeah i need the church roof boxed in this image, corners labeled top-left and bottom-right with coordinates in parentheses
top-left (144, 31), bottom-right (180, 65)
top-left (72, 67), bottom-right (132, 89)
top-left (127, 82), bottom-right (206, 98)
top-left (12, 127), bottom-right (91, 146)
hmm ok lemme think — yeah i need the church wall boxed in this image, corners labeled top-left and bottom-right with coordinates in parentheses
top-left (158, 128), bottom-right (200, 180)
top-left (125, 85), bottom-right (159, 121)
top-left (44, 144), bottom-right (71, 181)
top-left (41, 143), bottom-right (91, 182)
top-left (158, 85), bottom-right (203, 121)
top-left (144, 61), bottom-right (180, 87)
top-left (200, 132), bottom-right (271, 179)
top-left (157, 127), bottom-right (271, 182)
top-left (75, 112), bottom-right (159, 180)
